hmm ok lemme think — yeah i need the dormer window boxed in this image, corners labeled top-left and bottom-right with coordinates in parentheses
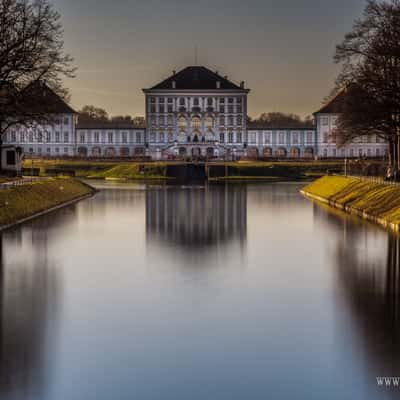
top-left (216, 81), bottom-right (221, 89)
top-left (172, 81), bottom-right (176, 89)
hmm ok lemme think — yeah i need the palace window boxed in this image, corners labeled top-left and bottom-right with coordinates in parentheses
top-left (46, 132), bottom-right (51, 142)
top-left (150, 105), bottom-right (156, 113)
top-left (168, 131), bottom-right (174, 142)
top-left (278, 132), bottom-right (285, 144)
top-left (219, 105), bottom-right (225, 113)
top-left (20, 132), bottom-right (25, 142)
top-left (207, 98), bottom-right (213, 106)
top-left (228, 105), bottom-right (234, 113)
top-left (94, 132), bottom-right (100, 143)
top-left (158, 116), bottom-right (164, 125)
top-left (55, 131), bottom-right (60, 142)
top-left (237, 105), bottom-right (242, 113)
top-left (178, 116), bottom-right (187, 129)
top-left (237, 97), bottom-right (242, 104)
top-left (192, 116), bottom-right (201, 129)
top-left (150, 97), bottom-right (155, 103)
top-left (108, 132), bottom-right (113, 143)
top-left (80, 133), bottom-right (85, 143)
top-left (292, 132), bottom-right (299, 144)
top-left (64, 147), bottom-right (68, 154)
top-left (167, 105), bottom-right (173, 113)
top-left (159, 132), bottom-right (165, 142)
top-left (228, 97), bottom-right (234, 104)
top-left (193, 98), bottom-right (199, 106)
top-left (376, 148), bottom-right (380, 156)
top-left (167, 115), bottom-right (173, 125)
top-left (237, 116), bottom-right (242, 126)
top-left (150, 131), bottom-right (156, 142)
top-left (159, 97), bottom-right (165, 103)
top-left (228, 131), bottom-right (234, 143)
top-left (249, 132), bottom-right (257, 144)
top-left (167, 98), bottom-right (173, 103)
top-left (122, 132), bottom-right (128, 143)
top-left (151, 116), bottom-right (156, 125)
top-left (205, 116), bottom-right (213, 129)
top-left (64, 132), bottom-right (69, 143)
top-left (135, 132), bottom-right (142, 143)
top-left (55, 147), bottom-right (59, 153)
top-left (323, 133), bottom-right (328, 143)
top-left (64, 117), bottom-right (69, 125)
top-left (359, 148), bottom-right (363, 157)
top-left (29, 132), bottom-right (33, 142)
top-left (220, 98), bottom-right (225, 104)
top-left (179, 98), bottom-right (185, 106)
top-left (47, 148), bottom-right (51, 154)
top-left (307, 132), bottom-right (314, 144)
top-left (322, 117), bottom-right (329, 126)
top-left (37, 147), bottom-right (42, 154)
top-left (219, 116), bottom-right (225, 126)
top-left (264, 132), bottom-right (271, 144)
top-left (237, 131), bottom-right (242, 143)
top-left (159, 105), bottom-right (164, 113)
top-left (220, 132), bottom-right (225, 142)
top-left (54, 118), bottom-right (61, 125)
top-left (10, 131), bottom-right (16, 142)
top-left (332, 148), bottom-right (337, 157)
top-left (228, 116), bottom-right (234, 126)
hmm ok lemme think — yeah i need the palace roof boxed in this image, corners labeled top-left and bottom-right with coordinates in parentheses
top-left (76, 121), bottom-right (146, 130)
top-left (147, 66), bottom-right (246, 91)
top-left (24, 82), bottom-right (76, 114)
top-left (314, 90), bottom-right (347, 114)
top-left (247, 123), bottom-right (315, 130)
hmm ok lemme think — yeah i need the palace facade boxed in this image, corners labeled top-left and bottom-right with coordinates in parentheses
top-left (2, 66), bottom-right (388, 159)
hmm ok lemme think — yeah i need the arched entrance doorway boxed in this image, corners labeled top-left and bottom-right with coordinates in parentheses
top-left (206, 147), bottom-right (214, 158)
top-left (192, 147), bottom-right (201, 157)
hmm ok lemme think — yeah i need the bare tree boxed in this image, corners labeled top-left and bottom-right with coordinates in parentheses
top-left (334, 0), bottom-right (400, 170)
top-left (0, 0), bottom-right (75, 166)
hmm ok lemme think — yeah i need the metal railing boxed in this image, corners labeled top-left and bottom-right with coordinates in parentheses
top-left (0, 177), bottom-right (50, 190)
top-left (342, 174), bottom-right (400, 186)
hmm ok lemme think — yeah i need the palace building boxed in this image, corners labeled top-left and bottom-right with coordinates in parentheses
top-left (2, 65), bottom-right (388, 159)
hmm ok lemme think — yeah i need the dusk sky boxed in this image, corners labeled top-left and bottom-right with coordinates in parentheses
top-left (54, 0), bottom-right (367, 118)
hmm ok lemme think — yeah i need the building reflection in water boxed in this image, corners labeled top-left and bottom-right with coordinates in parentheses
top-left (145, 183), bottom-right (247, 254)
top-left (0, 211), bottom-right (66, 399)
top-left (313, 204), bottom-right (400, 379)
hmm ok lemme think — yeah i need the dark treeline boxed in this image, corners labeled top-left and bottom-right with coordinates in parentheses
top-left (248, 112), bottom-right (314, 128)
top-left (77, 105), bottom-right (145, 126)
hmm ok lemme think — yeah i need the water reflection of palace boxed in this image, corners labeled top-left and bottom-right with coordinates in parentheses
top-left (0, 211), bottom-right (69, 399)
top-left (313, 204), bottom-right (400, 379)
top-left (146, 183), bottom-right (247, 249)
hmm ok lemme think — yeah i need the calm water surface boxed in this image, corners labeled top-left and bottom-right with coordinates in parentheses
top-left (0, 182), bottom-right (399, 400)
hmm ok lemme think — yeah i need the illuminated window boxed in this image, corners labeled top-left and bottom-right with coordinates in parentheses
top-left (192, 116), bottom-right (201, 129)
top-left (178, 116), bottom-right (187, 129)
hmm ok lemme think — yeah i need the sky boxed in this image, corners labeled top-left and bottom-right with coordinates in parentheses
top-left (53, 0), bottom-right (367, 118)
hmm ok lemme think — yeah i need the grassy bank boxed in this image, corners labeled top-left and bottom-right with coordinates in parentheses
top-left (0, 178), bottom-right (95, 228)
top-left (301, 176), bottom-right (400, 231)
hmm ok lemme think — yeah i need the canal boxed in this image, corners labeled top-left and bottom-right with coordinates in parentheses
top-left (0, 182), bottom-right (399, 400)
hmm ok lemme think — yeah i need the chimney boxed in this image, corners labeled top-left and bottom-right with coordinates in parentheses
top-left (224, 75), bottom-right (228, 80)
top-left (173, 70), bottom-right (176, 75)
top-left (240, 81), bottom-right (245, 89)
top-left (172, 81), bottom-right (176, 89)
top-left (216, 81), bottom-right (221, 89)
